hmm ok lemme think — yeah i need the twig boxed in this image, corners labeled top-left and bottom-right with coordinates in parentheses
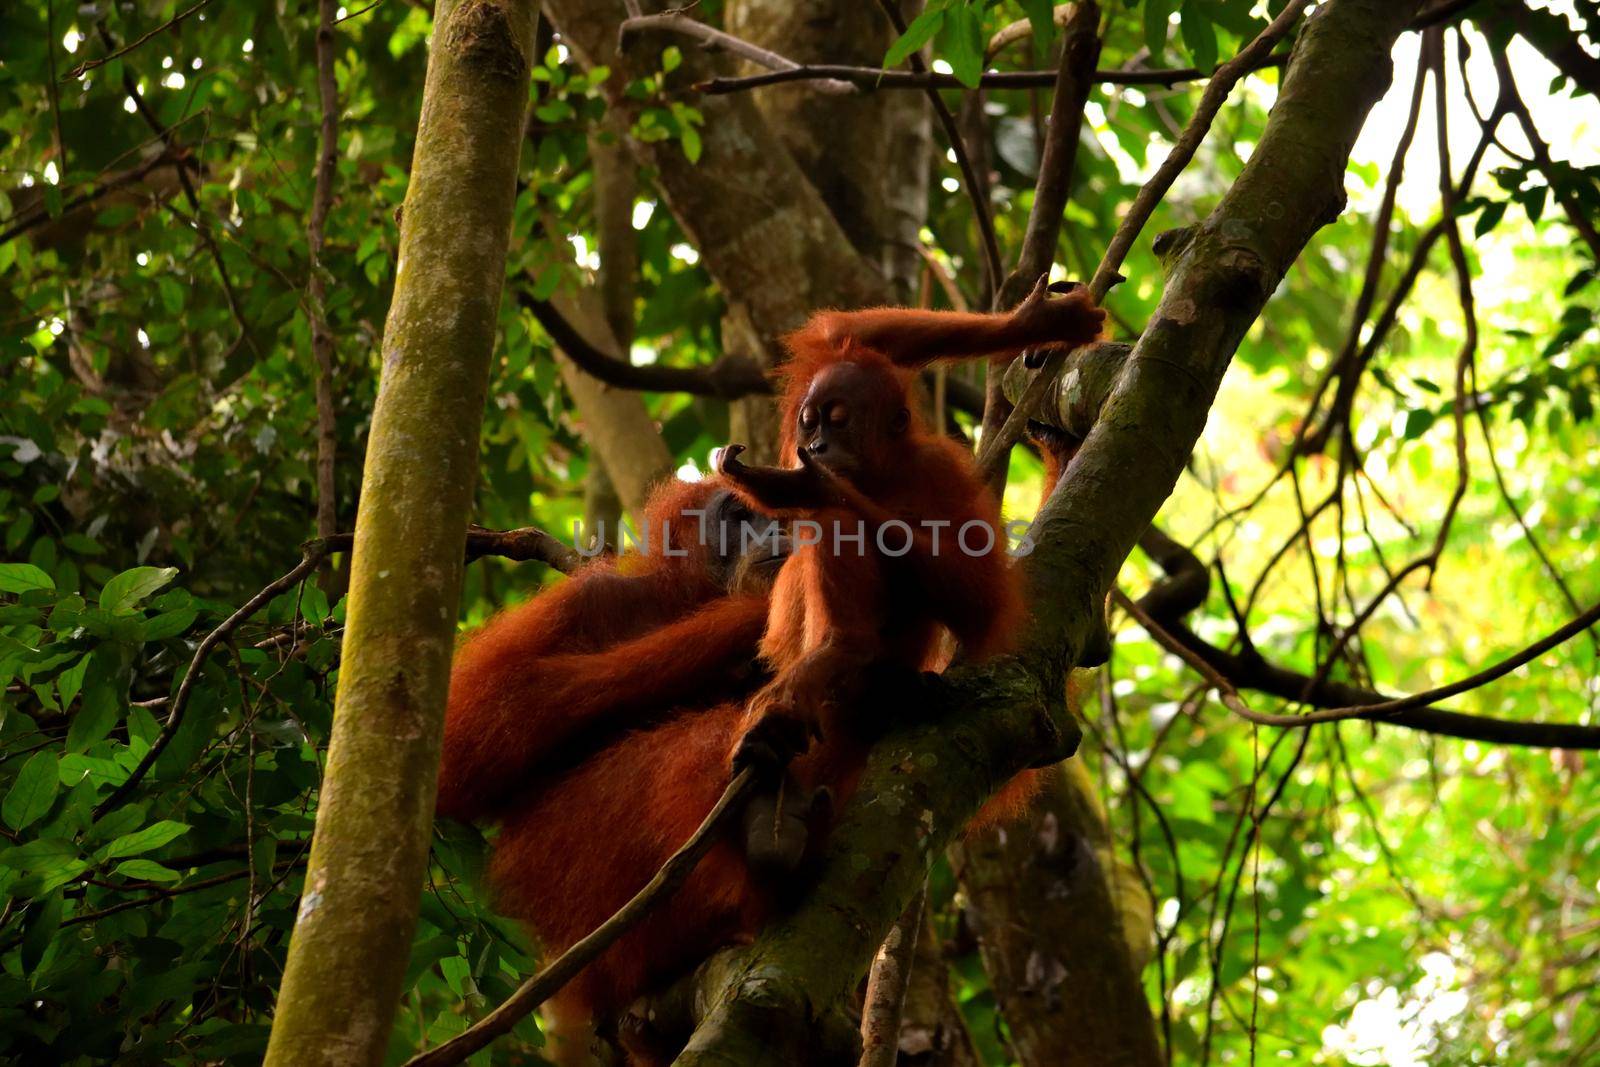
top-left (108, 34), bottom-right (261, 359)
top-left (64, 0), bottom-right (219, 79)
top-left (873, 0), bottom-right (1004, 300)
top-left (985, 4), bottom-right (1075, 62)
top-left (94, 549), bottom-right (326, 817)
top-left (1424, 28), bottom-right (1475, 579)
top-left (44, 1), bottom-right (66, 171)
top-left (1492, 48), bottom-right (1600, 260)
top-left (697, 54), bottom-right (1291, 95)
top-left (976, 0), bottom-right (1314, 484)
top-left (619, 11), bottom-right (855, 93)
top-left (1294, 41), bottom-right (1429, 457)
top-left (399, 768), bottom-right (760, 1067)
top-left (335, 0), bottom-right (387, 23)
top-left (1115, 589), bottom-right (1256, 720)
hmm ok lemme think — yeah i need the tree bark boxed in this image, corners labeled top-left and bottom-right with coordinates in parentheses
top-left (262, 3), bottom-right (538, 1064)
top-left (951, 765), bottom-right (1160, 1067)
top-left (723, 0), bottom-right (930, 302)
top-left (673, 0), bottom-right (1423, 1056)
top-left (543, 0), bottom-right (893, 352)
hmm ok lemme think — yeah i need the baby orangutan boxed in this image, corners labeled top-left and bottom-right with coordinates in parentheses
top-left (716, 277), bottom-right (1106, 776)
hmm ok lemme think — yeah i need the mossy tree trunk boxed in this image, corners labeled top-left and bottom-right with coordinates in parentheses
top-left (263, 3), bottom-right (538, 1064)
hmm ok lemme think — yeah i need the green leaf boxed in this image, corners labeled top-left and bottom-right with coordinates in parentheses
top-left (1564, 265), bottom-right (1596, 296)
top-left (100, 566), bottom-right (178, 614)
top-left (56, 655), bottom-right (89, 708)
top-left (1523, 183), bottom-right (1547, 223)
top-left (142, 605), bottom-right (198, 641)
top-left (0, 563), bottom-right (54, 595)
top-left (1402, 408), bottom-right (1437, 440)
top-left (1019, 0), bottom-right (1057, 46)
top-left (885, 6), bottom-right (945, 68)
top-left (3, 752), bottom-right (60, 831)
top-left (1145, 0), bottom-right (1177, 62)
top-left (0, 838), bottom-right (76, 871)
top-left (1179, 1), bottom-right (1218, 73)
top-left (941, 5), bottom-right (985, 88)
top-left (66, 682), bottom-right (120, 753)
top-left (21, 891), bottom-right (63, 974)
top-left (114, 858), bottom-right (180, 882)
top-left (1473, 199), bottom-right (1507, 237)
top-left (100, 820), bottom-right (191, 860)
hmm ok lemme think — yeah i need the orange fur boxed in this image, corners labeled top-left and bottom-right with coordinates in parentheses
top-left (436, 477), bottom-right (765, 822)
top-left (461, 296), bottom-right (1105, 1038)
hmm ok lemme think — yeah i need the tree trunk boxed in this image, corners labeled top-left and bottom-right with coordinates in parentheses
top-left (951, 765), bottom-right (1161, 1067)
top-left (262, 3), bottom-right (538, 1064)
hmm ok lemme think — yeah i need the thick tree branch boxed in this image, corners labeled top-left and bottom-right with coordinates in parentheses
top-left (619, 11), bottom-right (855, 93)
top-left (1494, 0), bottom-right (1600, 99)
top-left (520, 291), bottom-right (771, 398)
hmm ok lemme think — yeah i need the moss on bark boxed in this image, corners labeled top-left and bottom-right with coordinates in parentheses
top-left (262, 3), bottom-right (538, 1064)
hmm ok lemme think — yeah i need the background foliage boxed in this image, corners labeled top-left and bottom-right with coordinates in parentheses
top-left (0, 0), bottom-right (1596, 1063)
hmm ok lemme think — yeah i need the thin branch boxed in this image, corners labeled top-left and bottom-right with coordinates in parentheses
top-left (399, 769), bottom-right (759, 1067)
top-left (93, 549), bottom-right (325, 817)
top-left (107, 32), bottom-right (261, 360)
top-left (1294, 42), bottom-right (1430, 457)
top-left (64, 0), bottom-right (220, 80)
top-left (697, 54), bottom-right (1292, 95)
top-left (1133, 534), bottom-right (1600, 749)
top-left (858, 881), bottom-right (927, 1067)
top-left (1115, 589), bottom-right (1256, 721)
top-left (0, 146), bottom-right (192, 246)
top-left (619, 11), bottom-right (855, 93)
top-left (873, 0), bottom-right (1004, 302)
top-left (1424, 28), bottom-right (1476, 578)
top-left (520, 290), bottom-right (771, 398)
top-left (1493, 48), bottom-right (1600, 261)
top-left (1217, 599), bottom-right (1600, 730)
top-left (1089, 0), bottom-right (1313, 297)
top-left (986, 4), bottom-right (1075, 62)
top-left (976, 0), bottom-right (1314, 484)
top-left (93, 525), bottom-right (577, 816)
top-left (308, 0), bottom-right (342, 540)
top-left (980, 2), bottom-right (1102, 491)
